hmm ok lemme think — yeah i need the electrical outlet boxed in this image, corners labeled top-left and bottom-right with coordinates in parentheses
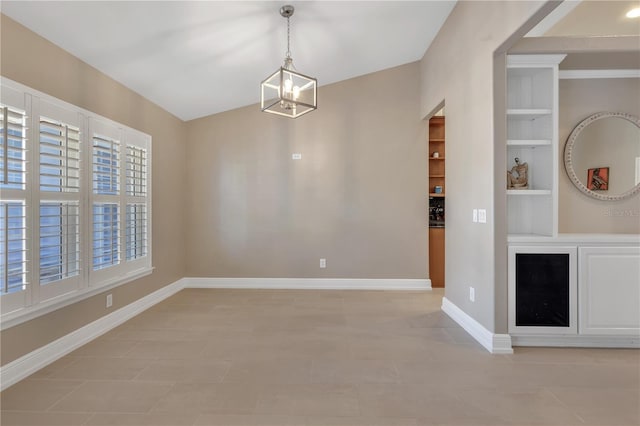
top-left (320, 258), bottom-right (326, 268)
top-left (106, 294), bottom-right (113, 308)
top-left (478, 209), bottom-right (487, 223)
top-left (292, 153), bottom-right (302, 160)
top-left (472, 209), bottom-right (478, 223)
top-left (469, 287), bottom-right (475, 302)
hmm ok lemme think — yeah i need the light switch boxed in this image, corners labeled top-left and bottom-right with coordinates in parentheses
top-left (472, 209), bottom-right (478, 223)
top-left (292, 153), bottom-right (302, 160)
top-left (478, 209), bottom-right (487, 223)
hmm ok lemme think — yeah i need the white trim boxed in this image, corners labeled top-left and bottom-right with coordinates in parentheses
top-left (441, 297), bottom-right (513, 354)
top-left (524, 0), bottom-right (581, 38)
top-left (512, 334), bottom-right (639, 348)
top-left (559, 69), bottom-right (640, 79)
top-left (508, 233), bottom-right (640, 245)
top-left (1, 267), bottom-right (154, 330)
top-left (0, 278), bottom-right (184, 391)
top-left (507, 54), bottom-right (567, 67)
top-left (184, 277), bottom-right (431, 291)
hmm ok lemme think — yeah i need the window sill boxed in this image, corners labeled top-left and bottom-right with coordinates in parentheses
top-left (0, 267), bottom-right (154, 330)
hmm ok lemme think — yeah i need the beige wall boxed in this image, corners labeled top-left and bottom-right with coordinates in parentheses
top-left (559, 78), bottom-right (640, 233)
top-left (419, 1), bottom-right (552, 332)
top-left (0, 15), bottom-right (187, 365)
top-left (186, 63), bottom-right (428, 279)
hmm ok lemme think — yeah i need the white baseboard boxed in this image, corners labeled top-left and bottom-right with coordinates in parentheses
top-left (441, 297), bottom-right (513, 354)
top-left (512, 335), bottom-right (640, 348)
top-left (183, 277), bottom-right (431, 291)
top-left (0, 279), bottom-right (185, 391)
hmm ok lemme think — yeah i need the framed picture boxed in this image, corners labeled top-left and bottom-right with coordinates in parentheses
top-left (587, 167), bottom-right (609, 191)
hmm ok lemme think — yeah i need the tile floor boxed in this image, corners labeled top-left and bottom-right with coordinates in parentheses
top-left (1, 288), bottom-right (638, 425)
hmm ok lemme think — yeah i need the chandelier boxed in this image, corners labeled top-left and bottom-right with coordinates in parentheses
top-left (261, 5), bottom-right (317, 118)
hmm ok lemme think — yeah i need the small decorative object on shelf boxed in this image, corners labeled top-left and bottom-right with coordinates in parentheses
top-left (432, 151), bottom-right (440, 158)
top-left (507, 157), bottom-right (528, 189)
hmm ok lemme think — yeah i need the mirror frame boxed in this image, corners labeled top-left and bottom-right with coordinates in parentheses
top-left (564, 111), bottom-right (640, 201)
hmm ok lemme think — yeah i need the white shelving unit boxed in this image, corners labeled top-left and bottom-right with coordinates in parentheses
top-left (506, 54), bottom-right (566, 237)
top-left (505, 56), bottom-right (640, 348)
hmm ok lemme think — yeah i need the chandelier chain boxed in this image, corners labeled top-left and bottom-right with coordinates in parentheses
top-left (286, 16), bottom-right (291, 59)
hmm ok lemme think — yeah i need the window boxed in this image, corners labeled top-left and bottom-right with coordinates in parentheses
top-left (1, 88), bottom-right (29, 314)
top-left (125, 145), bottom-right (148, 262)
top-left (1, 106), bottom-right (27, 190)
top-left (1, 201), bottom-right (27, 294)
top-left (39, 118), bottom-right (81, 193)
top-left (39, 202), bottom-right (80, 284)
top-left (126, 203), bottom-right (147, 261)
top-left (91, 129), bottom-right (121, 272)
top-left (92, 203), bottom-right (119, 270)
top-left (38, 113), bottom-right (83, 301)
top-left (88, 118), bottom-right (151, 287)
top-left (92, 134), bottom-right (119, 195)
top-left (0, 78), bottom-right (152, 325)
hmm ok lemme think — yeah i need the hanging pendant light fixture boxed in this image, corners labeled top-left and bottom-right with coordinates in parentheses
top-left (261, 5), bottom-right (317, 118)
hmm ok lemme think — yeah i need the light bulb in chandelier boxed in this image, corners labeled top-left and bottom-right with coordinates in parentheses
top-left (284, 78), bottom-right (293, 93)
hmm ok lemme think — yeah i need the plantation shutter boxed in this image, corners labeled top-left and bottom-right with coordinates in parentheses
top-left (35, 101), bottom-right (85, 302)
top-left (93, 134), bottom-right (120, 195)
top-left (39, 118), bottom-right (81, 193)
top-left (0, 202), bottom-right (27, 294)
top-left (90, 122), bottom-right (122, 275)
top-left (92, 203), bottom-right (119, 270)
top-left (125, 144), bottom-right (148, 261)
top-left (1, 104), bottom-right (28, 298)
top-left (39, 202), bottom-right (80, 284)
top-left (2, 79), bottom-right (152, 323)
top-left (1, 106), bottom-right (27, 190)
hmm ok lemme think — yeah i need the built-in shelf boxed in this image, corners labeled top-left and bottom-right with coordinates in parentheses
top-left (507, 139), bottom-right (552, 146)
top-left (507, 109), bottom-right (553, 121)
top-left (428, 115), bottom-right (446, 288)
top-left (507, 108), bottom-right (552, 115)
top-left (506, 54), bottom-right (565, 238)
top-left (507, 189), bottom-right (551, 195)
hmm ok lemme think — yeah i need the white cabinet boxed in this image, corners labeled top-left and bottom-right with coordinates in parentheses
top-left (506, 55), bottom-right (565, 237)
top-left (508, 236), bottom-right (640, 347)
top-left (578, 246), bottom-right (640, 335)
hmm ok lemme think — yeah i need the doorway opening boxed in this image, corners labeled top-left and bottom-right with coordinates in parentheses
top-left (428, 106), bottom-right (445, 288)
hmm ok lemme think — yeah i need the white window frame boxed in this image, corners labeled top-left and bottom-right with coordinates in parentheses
top-left (0, 77), bottom-right (152, 329)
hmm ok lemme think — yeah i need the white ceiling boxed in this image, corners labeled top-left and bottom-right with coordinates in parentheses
top-left (2, 1), bottom-right (456, 121)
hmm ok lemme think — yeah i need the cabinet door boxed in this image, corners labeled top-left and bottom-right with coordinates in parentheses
top-left (429, 228), bottom-right (445, 288)
top-left (579, 246), bottom-right (640, 335)
top-left (508, 245), bottom-right (577, 334)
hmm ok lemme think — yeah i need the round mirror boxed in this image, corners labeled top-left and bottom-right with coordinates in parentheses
top-left (564, 112), bottom-right (640, 201)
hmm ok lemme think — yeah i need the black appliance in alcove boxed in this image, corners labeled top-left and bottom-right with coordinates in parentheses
top-left (515, 253), bottom-right (570, 327)
top-left (428, 197), bottom-right (445, 228)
